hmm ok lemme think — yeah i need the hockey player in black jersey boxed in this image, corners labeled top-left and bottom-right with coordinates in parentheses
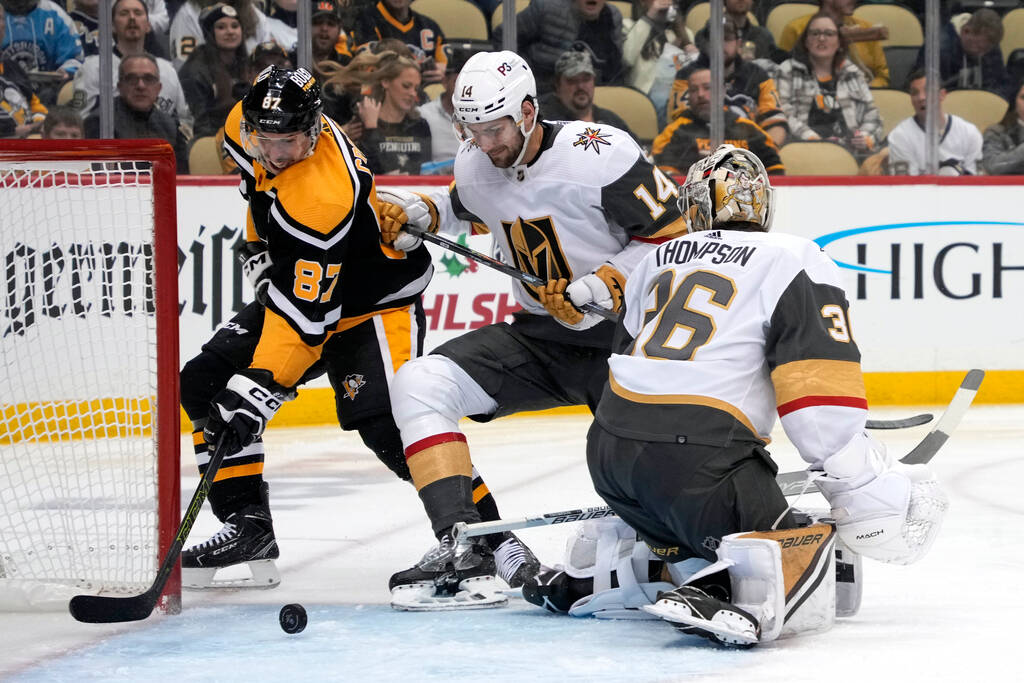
top-left (178, 66), bottom-right (503, 590)
top-left (375, 50), bottom-right (690, 610)
top-left (522, 145), bottom-right (948, 647)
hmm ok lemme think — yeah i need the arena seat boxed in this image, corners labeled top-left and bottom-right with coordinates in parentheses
top-left (414, 0), bottom-right (489, 41)
top-left (779, 141), bottom-right (859, 175)
top-left (592, 85), bottom-right (659, 143)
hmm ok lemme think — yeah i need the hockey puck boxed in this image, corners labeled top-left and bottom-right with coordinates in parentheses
top-left (279, 603), bottom-right (307, 634)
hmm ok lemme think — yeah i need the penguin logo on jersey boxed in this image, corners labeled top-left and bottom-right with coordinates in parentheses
top-left (341, 374), bottom-right (366, 400)
top-left (572, 127), bottom-right (612, 154)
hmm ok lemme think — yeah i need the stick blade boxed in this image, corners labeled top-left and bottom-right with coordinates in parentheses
top-left (902, 369), bottom-right (984, 466)
top-left (865, 413), bottom-right (933, 430)
top-left (69, 592), bottom-right (156, 623)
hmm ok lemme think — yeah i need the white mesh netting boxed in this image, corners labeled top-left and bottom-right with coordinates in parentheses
top-left (0, 160), bottom-right (163, 608)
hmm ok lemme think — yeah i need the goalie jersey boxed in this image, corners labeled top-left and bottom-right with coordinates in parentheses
top-left (222, 101), bottom-right (433, 386)
top-left (428, 120), bottom-right (688, 344)
top-left (598, 229), bottom-right (867, 468)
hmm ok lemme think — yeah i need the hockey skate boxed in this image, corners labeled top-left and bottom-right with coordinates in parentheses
top-left (493, 532), bottom-right (541, 589)
top-left (181, 504), bottom-right (281, 590)
top-left (642, 585), bottom-right (760, 648)
top-left (389, 533), bottom-right (507, 611)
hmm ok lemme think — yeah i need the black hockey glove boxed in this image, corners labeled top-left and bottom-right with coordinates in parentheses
top-left (205, 370), bottom-right (290, 450)
top-left (238, 241), bottom-right (272, 305)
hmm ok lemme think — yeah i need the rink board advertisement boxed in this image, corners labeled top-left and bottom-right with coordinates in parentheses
top-left (171, 177), bottom-right (1023, 416)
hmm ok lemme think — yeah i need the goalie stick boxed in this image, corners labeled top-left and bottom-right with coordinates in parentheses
top-left (454, 369), bottom-right (984, 539)
top-left (69, 434), bottom-right (230, 623)
top-left (404, 225), bottom-right (618, 321)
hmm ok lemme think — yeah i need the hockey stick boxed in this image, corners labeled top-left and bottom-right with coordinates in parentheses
top-left (865, 413), bottom-right (933, 430)
top-left (69, 433), bottom-right (230, 623)
top-left (404, 225), bottom-right (619, 322)
top-left (454, 369), bottom-right (984, 539)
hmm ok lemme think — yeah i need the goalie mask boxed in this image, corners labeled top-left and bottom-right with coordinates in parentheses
top-left (678, 145), bottom-right (775, 232)
top-left (241, 66), bottom-right (323, 171)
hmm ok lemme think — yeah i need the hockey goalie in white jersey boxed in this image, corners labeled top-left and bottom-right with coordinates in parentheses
top-left (522, 145), bottom-right (948, 646)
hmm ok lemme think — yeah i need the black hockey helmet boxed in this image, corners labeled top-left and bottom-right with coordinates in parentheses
top-left (242, 65), bottom-right (323, 135)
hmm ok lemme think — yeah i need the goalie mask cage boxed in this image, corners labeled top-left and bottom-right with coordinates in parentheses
top-left (0, 140), bottom-right (180, 613)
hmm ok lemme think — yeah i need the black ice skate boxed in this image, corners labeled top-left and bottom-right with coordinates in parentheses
top-left (522, 567), bottom-right (594, 613)
top-left (181, 505), bottom-right (281, 590)
top-left (493, 532), bottom-right (541, 589)
top-left (389, 532), bottom-right (506, 611)
top-left (642, 585), bottom-right (760, 647)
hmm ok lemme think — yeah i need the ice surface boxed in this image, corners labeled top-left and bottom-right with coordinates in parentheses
top-left (2, 405), bottom-right (1021, 682)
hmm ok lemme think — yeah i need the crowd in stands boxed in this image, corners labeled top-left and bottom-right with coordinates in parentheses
top-left (2, 0), bottom-right (1023, 177)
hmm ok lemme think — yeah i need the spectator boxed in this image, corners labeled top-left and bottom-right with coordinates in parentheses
top-left (178, 2), bottom-right (249, 138)
top-left (262, 0), bottom-right (297, 54)
top-left (517, 0), bottom-right (625, 91)
top-left (352, 0), bottom-right (445, 84)
top-left (418, 44), bottom-right (468, 165)
top-left (913, 9), bottom-right (1011, 100)
top-left (0, 0), bottom-right (83, 103)
top-left (981, 80), bottom-right (1024, 175)
top-left (71, 0), bottom-right (169, 56)
top-left (671, 19), bottom-right (787, 146)
top-left (652, 66), bottom-right (784, 175)
top-left (538, 48), bottom-right (635, 137)
top-left (311, 0), bottom-right (351, 68)
top-left (42, 104), bottom-right (83, 137)
top-left (351, 52), bottom-right (429, 174)
top-left (887, 70), bottom-right (982, 175)
top-left (84, 54), bottom-right (188, 172)
top-left (319, 47), bottom-right (404, 141)
top-left (694, 0), bottom-right (780, 62)
top-left (72, 0), bottom-right (190, 131)
top-left (778, 0), bottom-right (889, 87)
top-left (775, 12), bottom-right (880, 160)
top-left (169, 0), bottom-right (270, 67)
top-left (0, 16), bottom-right (46, 137)
top-left (622, 0), bottom-right (697, 127)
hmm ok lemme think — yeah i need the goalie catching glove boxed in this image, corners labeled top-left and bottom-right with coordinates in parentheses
top-left (377, 188), bottom-right (438, 251)
top-left (205, 370), bottom-right (292, 450)
top-left (539, 264), bottom-right (625, 331)
top-left (238, 241), bottom-right (272, 305)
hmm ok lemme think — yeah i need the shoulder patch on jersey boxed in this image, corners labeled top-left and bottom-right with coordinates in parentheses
top-left (572, 126), bottom-right (613, 154)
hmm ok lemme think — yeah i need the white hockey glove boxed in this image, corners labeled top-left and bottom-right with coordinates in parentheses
top-left (377, 188), bottom-right (438, 251)
top-left (815, 433), bottom-right (948, 565)
top-left (205, 371), bottom-right (290, 450)
top-left (238, 242), bottom-right (272, 305)
top-left (538, 264), bottom-right (625, 331)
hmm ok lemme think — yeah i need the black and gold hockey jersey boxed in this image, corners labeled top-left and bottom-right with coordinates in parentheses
top-left (652, 109), bottom-right (785, 176)
top-left (598, 229), bottom-right (867, 467)
top-left (352, 2), bottom-right (446, 68)
top-left (222, 101), bottom-right (433, 386)
top-left (668, 57), bottom-right (787, 134)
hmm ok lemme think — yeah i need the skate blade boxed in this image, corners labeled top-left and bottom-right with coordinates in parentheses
top-left (390, 576), bottom-right (509, 612)
top-left (641, 601), bottom-right (759, 646)
top-left (183, 560), bottom-right (281, 591)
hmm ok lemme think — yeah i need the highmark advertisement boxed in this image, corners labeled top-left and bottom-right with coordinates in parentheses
top-left (174, 179), bottom-right (1022, 410)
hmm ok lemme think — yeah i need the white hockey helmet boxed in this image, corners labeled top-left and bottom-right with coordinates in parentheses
top-left (678, 144), bottom-right (775, 232)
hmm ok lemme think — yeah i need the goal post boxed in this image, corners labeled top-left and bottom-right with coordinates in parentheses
top-left (0, 140), bottom-right (181, 613)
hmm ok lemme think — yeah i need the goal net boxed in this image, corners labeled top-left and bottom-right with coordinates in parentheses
top-left (0, 141), bottom-right (180, 612)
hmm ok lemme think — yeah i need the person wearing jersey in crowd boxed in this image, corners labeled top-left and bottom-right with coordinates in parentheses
top-left (374, 50), bottom-right (689, 610)
top-left (522, 145), bottom-right (947, 648)
top-left (352, 0), bottom-right (445, 84)
top-left (177, 66), bottom-right (437, 589)
top-left (352, 51), bottom-right (429, 174)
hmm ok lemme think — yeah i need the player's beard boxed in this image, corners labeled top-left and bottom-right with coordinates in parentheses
top-left (485, 131), bottom-right (525, 168)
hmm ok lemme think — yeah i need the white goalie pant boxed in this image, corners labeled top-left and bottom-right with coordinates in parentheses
top-left (390, 355), bottom-right (498, 446)
top-left (561, 517), bottom-right (680, 620)
top-left (817, 432), bottom-right (949, 565)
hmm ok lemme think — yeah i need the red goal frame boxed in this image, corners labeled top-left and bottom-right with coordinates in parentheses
top-left (0, 139), bottom-right (181, 612)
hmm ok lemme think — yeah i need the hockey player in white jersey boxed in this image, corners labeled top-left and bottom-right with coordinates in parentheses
top-left (375, 50), bottom-right (689, 610)
top-left (522, 145), bottom-right (948, 646)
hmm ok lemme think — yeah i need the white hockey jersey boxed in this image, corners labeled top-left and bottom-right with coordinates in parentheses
top-left (428, 120), bottom-right (688, 337)
top-left (598, 228), bottom-right (867, 468)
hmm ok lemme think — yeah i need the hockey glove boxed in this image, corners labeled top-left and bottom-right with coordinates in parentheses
top-left (205, 371), bottom-right (290, 450)
top-left (539, 264), bottom-right (625, 331)
top-left (238, 241), bottom-right (272, 305)
top-left (377, 188), bottom-right (438, 251)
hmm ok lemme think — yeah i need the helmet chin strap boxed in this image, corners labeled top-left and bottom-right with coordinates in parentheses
top-left (508, 101), bottom-right (539, 179)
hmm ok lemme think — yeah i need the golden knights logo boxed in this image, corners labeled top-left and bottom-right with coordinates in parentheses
top-left (500, 216), bottom-right (572, 304)
top-left (572, 126), bottom-right (612, 154)
top-left (341, 374), bottom-right (366, 400)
